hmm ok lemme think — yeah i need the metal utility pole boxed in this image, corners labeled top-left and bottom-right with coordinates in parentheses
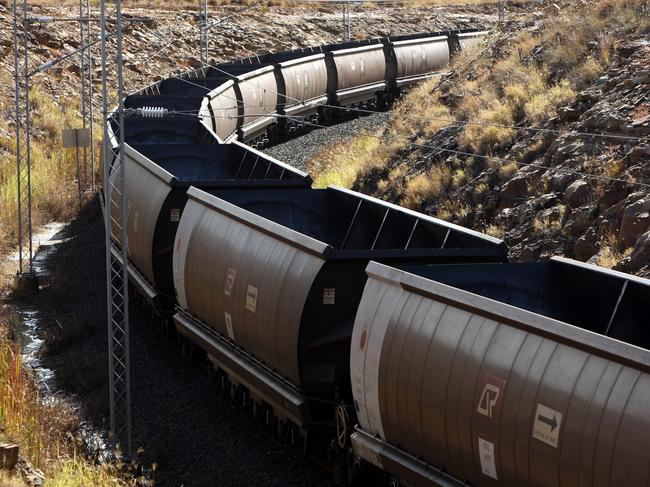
top-left (12, 0), bottom-right (37, 296)
top-left (199, 0), bottom-right (208, 66)
top-left (80, 0), bottom-right (95, 189)
top-left (499, 0), bottom-right (505, 22)
top-left (342, 0), bottom-right (351, 42)
top-left (101, 0), bottom-right (132, 459)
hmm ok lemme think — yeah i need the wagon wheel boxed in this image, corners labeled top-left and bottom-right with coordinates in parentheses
top-left (336, 404), bottom-right (349, 449)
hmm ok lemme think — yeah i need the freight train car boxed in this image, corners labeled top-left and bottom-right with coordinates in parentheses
top-left (172, 185), bottom-right (507, 449)
top-left (198, 29), bottom-right (489, 146)
top-left (350, 258), bottom-right (650, 486)
top-left (108, 142), bottom-right (311, 312)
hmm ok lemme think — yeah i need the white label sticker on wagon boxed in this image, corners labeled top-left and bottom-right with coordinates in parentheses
top-left (224, 312), bottom-right (234, 341)
top-left (323, 288), bottom-right (335, 305)
top-left (478, 438), bottom-right (497, 480)
top-left (133, 211), bottom-right (139, 232)
top-left (224, 268), bottom-right (237, 296)
top-left (170, 208), bottom-right (180, 222)
top-left (246, 284), bottom-right (258, 313)
top-left (532, 403), bottom-right (562, 448)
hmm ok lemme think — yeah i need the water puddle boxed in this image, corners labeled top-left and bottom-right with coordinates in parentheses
top-left (6, 222), bottom-right (113, 463)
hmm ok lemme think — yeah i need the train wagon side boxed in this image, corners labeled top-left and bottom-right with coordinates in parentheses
top-left (108, 141), bottom-right (311, 312)
top-left (326, 43), bottom-right (387, 107)
top-left (387, 35), bottom-right (450, 90)
top-left (235, 65), bottom-right (279, 144)
top-left (457, 30), bottom-right (490, 51)
top-left (199, 79), bottom-right (241, 143)
top-left (350, 258), bottom-right (650, 487)
top-left (172, 185), bottom-right (507, 446)
top-left (276, 53), bottom-right (329, 131)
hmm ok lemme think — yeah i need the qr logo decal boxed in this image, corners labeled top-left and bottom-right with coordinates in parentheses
top-left (476, 373), bottom-right (507, 419)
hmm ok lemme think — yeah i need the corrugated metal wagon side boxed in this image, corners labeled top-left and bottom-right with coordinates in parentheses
top-left (327, 43), bottom-right (387, 106)
top-left (108, 137), bottom-right (311, 313)
top-left (236, 66), bottom-right (279, 143)
top-left (457, 30), bottom-right (490, 51)
top-left (351, 258), bottom-right (650, 487)
top-left (389, 35), bottom-right (450, 89)
top-left (173, 187), bottom-right (330, 425)
top-left (172, 185), bottom-right (507, 443)
top-left (200, 79), bottom-right (241, 143)
top-left (277, 53), bottom-right (328, 118)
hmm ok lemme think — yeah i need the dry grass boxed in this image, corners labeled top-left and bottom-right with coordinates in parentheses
top-left (532, 204), bottom-right (566, 234)
top-left (524, 81), bottom-right (575, 124)
top-left (309, 134), bottom-right (385, 188)
top-left (458, 102), bottom-right (516, 154)
top-left (435, 199), bottom-right (471, 224)
top-left (402, 164), bottom-right (452, 209)
top-left (595, 245), bottom-right (634, 268)
top-left (0, 309), bottom-right (144, 486)
top-left (485, 223), bottom-right (505, 239)
top-left (594, 232), bottom-right (635, 268)
top-left (0, 80), bottom-right (131, 485)
top-left (308, 0), bottom-right (649, 219)
top-left (0, 83), bottom-right (97, 271)
top-left (390, 78), bottom-right (453, 139)
top-left (0, 328), bottom-right (78, 468)
top-left (498, 161), bottom-right (519, 180)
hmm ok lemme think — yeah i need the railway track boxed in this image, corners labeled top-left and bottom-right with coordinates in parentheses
top-left (102, 28), bottom-right (650, 487)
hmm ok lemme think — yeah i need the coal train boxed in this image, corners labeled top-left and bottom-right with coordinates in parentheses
top-left (126, 29), bottom-right (487, 147)
top-left (103, 28), bottom-right (650, 487)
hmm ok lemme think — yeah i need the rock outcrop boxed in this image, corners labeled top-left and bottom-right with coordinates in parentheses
top-left (355, 15), bottom-right (650, 277)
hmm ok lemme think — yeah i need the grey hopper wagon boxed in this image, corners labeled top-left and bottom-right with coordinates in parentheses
top-left (275, 53), bottom-right (329, 132)
top-left (172, 186), bottom-right (507, 433)
top-left (457, 30), bottom-right (490, 51)
top-left (200, 63), bottom-right (280, 144)
top-left (326, 43), bottom-right (387, 107)
top-left (351, 258), bottom-right (650, 487)
top-left (385, 35), bottom-right (450, 90)
top-left (234, 66), bottom-right (279, 143)
top-left (196, 30), bottom-right (491, 143)
top-left (108, 142), bottom-right (311, 312)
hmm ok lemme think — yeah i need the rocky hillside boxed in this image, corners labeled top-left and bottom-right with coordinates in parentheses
top-left (334, 0), bottom-right (650, 277)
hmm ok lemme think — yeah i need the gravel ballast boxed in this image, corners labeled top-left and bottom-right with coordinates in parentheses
top-left (264, 112), bottom-right (390, 172)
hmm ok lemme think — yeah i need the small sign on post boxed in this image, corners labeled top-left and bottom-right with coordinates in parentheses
top-left (62, 128), bottom-right (91, 148)
top-left (62, 128), bottom-right (92, 208)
